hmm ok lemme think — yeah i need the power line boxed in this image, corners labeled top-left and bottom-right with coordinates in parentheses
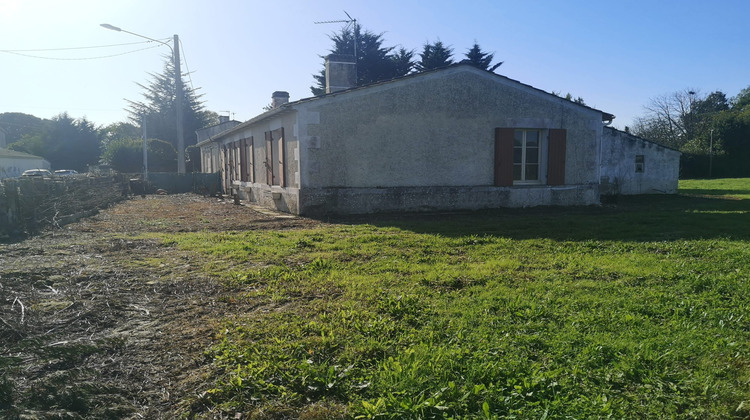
top-left (177, 38), bottom-right (195, 92)
top-left (0, 40), bottom-right (161, 52)
top-left (0, 44), bottom-right (163, 61)
top-left (0, 38), bottom-right (173, 61)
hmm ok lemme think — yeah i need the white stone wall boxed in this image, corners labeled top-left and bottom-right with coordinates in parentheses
top-left (298, 67), bottom-right (603, 190)
top-left (200, 66), bottom-right (628, 215)
top-left (206, 111), bottom-right (301, 212)
top-left (600, 127), bottom-right (680, 195)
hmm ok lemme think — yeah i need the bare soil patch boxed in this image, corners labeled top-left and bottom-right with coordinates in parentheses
top-left (0, 194), bottom-right (321, 419)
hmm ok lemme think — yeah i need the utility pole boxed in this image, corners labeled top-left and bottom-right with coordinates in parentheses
top-left (174, 34), bottom-right (185, 174)
top-left (709, 128), bottom-right (714, 178)
top-left (142, 114), bottom-right (148, 180)
top-left (100, 25), bottom-right (186, 174)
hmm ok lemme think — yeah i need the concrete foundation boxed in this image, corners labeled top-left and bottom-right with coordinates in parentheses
top-left (297, 184), bottom-right (599, 217)
top-left (235, 182), bottom-right (300, 214)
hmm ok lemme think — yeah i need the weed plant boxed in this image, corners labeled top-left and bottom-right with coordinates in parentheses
top-left (166, 179), bottom-right (749, 419)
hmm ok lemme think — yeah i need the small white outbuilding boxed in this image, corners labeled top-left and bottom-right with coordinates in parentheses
top-left (0, 145), bottom-right (52, 179)
top-left (599, 127), bottom-right (681, 195)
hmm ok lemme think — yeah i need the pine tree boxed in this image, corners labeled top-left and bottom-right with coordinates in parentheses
top-left (390, 48), bottom-right (415, 77)
top-left (311, 24), bottom-right (413, 96)
top-left (462, 43), bottom-right (503, 72)
top-left (126, 57), bottom-right (217, 158)
top-left (414, 40), bottom-right (454, 72)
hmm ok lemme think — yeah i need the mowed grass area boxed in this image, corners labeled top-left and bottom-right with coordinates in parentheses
top-left (165, 179), bottom-right (749, 419)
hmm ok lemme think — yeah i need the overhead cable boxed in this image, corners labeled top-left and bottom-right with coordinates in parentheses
top-left (0, 44), bottom-right (163, 61)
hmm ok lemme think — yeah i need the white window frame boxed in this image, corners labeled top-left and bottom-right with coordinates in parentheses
top-left (513, 129), bottom-right (546, 185)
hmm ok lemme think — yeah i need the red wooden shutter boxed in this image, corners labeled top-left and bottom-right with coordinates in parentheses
top-left (274, 127), bottom-right (285, 187)
top-left (494, 128), bottom-right (514, 186)
top-left (239, 138), bottom-right (248, 182)
top-left (265, 131), bottom-right (273, 185)
top-left (547, 129), bottom-right (566, 185)
top-left (248, 136), bottom-right (254, 183)
top-left (222, 145), bottom-right (230, 191)
top-left (234, 141), bottom-right (241, 181)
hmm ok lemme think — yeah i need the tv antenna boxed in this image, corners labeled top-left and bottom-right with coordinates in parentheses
top-left (219, 110), bottom-right (235, 120)
top-left (315, 11), bottom-right (358, 60)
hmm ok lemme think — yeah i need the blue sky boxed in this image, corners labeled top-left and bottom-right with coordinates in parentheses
top-left (1, 0), bottom-right (748, 131)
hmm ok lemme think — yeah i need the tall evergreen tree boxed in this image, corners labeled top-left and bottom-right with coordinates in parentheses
top-left (390, 47), bottom-right (415, 77)
top-left (126, 56), bottom-right (217, 167)
top-left (414, 40), bottom-right (454, 72)
top-left (462, 42), bottom-right (503, 72)
top-left (311, 24), bottom-right (413, 96)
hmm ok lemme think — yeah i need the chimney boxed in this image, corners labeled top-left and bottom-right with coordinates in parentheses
top-left (325, 54), bottom-right (356, 93)
top-left (271, 91), bottom-right (290, 109)
top-left (218, 115), bottom-right (230, 124)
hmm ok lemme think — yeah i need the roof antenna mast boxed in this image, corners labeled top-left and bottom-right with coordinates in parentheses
top-left (314, 11), bottom-right (358, 60)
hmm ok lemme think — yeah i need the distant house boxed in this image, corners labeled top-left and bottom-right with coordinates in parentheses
top-left (0, 141), bottom-right (51, 179)
top-left (198, 59), bottom-right (680, 216)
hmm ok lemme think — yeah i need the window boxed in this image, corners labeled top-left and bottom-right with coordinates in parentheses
top-left (265, 128), bottom-right (285, 186)
top-left (495, 128), bottom-right (566, 186)
top-left (232, 141), bottom-right (241, 181)
top-left (239, 137), bottom-right (253, 182)
top-left (513, 130), bottom-right (541, 183)
top-left (635, 155), bottom-right (645, 173)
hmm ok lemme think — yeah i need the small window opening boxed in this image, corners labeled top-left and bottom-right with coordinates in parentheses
top-left (635, 155), bottom-right (645, 173)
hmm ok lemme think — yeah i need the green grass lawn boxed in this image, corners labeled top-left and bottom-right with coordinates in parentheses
top-left (170, 179), bottom-right (749, 419)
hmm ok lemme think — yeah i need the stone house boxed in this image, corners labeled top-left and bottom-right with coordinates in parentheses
top-left (197, 60), bottom-right (680, 216)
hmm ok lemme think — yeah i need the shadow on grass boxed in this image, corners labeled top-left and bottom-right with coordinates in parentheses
top-left (333, 194), bottom-right (750, 242)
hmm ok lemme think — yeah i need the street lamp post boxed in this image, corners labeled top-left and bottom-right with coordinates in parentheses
top-left (709, 128), bottom-right (714, 178)
top-left (100, 24), bottom-right (186, 174)
top-left (142, 114), bottom-right (148, 180)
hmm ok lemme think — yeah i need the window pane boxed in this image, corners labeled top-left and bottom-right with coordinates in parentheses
top-left (525, 164), bottom-right (539, 181)
top-left (513, 148), bottom-right (523, 164)
top-left (526, 131), bottom-right (539, 147)
top-left (513, 165), bottom-right (522, 180)
top-left (526, 147), bottom-right (539, 164)
top-left (514, 130), bottom-right (523, 147)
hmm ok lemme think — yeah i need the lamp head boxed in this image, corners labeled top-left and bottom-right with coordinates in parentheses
top-left (100, 23), bottom-right (122, 32)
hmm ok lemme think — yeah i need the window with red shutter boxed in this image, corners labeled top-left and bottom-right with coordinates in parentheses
top-left (495, 128), bottom-right (567, 186)
top-left (264, 129), bottom-right (285, 186)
